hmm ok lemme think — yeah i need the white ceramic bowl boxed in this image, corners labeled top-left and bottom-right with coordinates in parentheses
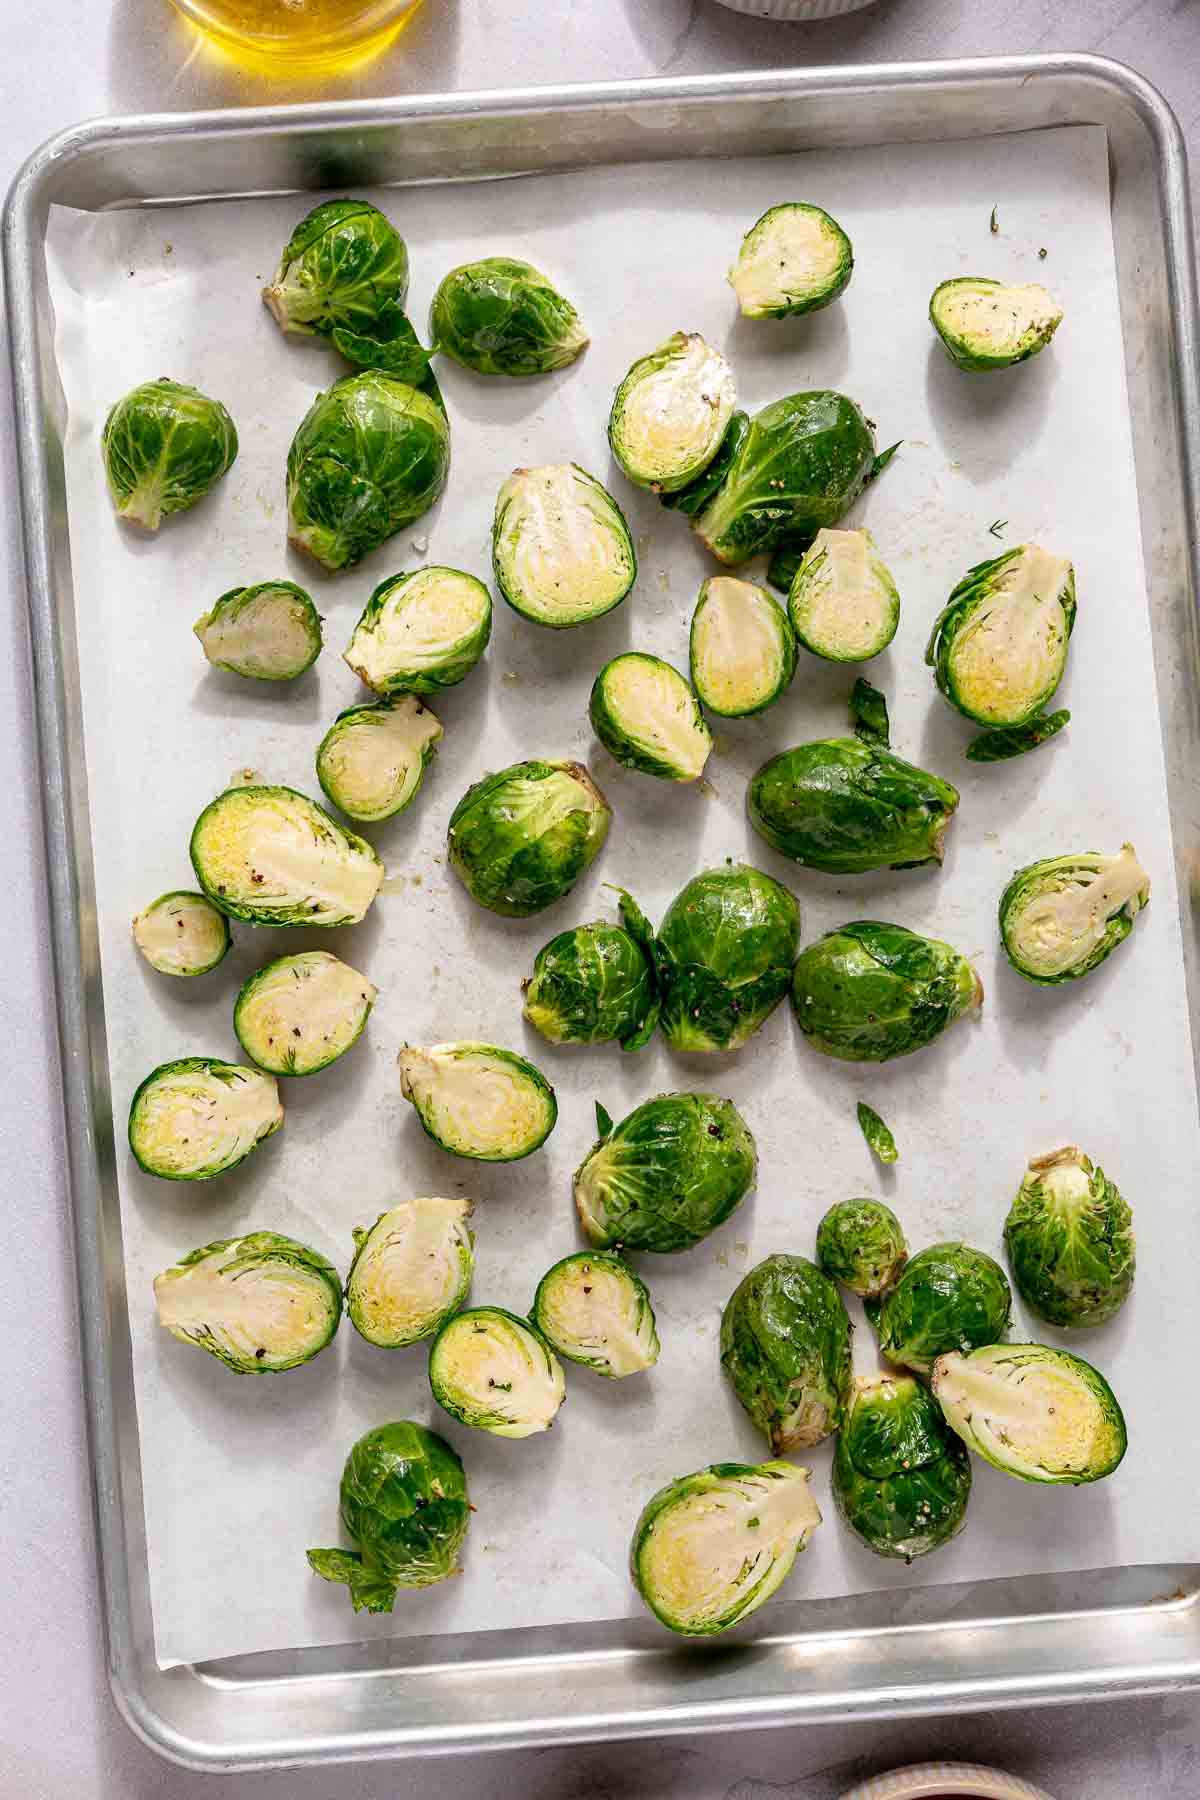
top-left (712, 0), bottom-right (881, 18)
top-left (839, 1765), bottom-right (1057, 1800)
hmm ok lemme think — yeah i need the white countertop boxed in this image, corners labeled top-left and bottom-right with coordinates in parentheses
top-left (4, 4), bottom-right (1200, 1794)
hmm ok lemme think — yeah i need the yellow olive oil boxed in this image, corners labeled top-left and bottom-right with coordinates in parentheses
top-left (170, 0), bottom-right (425, 73)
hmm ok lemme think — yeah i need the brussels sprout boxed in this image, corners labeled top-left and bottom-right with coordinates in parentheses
top-left (660, 410), bottom-right (750, 518)
top-left (531, 1251), bottom-right (659, 1377)
top-left (926, 545), bottom-right (1076, 729)
top-left (589, 653), bottom-right (712, 783)
top-left (101, 379), bottom-right (237, 531)
top-left (194, 581), bottom-right (322, 682)
top-left (522, 890), bottom-right (658, 1051)
top-left (128, 1057), bottom-right (282, 1181)
top-left (833, 1374), bottom-right (971, 1561)
top-left (788, 528), bottom-right (900, 663)
top-left (286, 372), bottom-right (450, 572)
top-left (816, 1198), bottom-right (907, 1296)
top-left (689, 576), bottom-right (796, 717)
top-left (575, 1092), bottom-right (756, 1253)
top-left (729, 202), bottom-right (853, 319)
top-left (428, 1306), bottom-right (566, 1436)
top-left (691, 391), bottom-right (875, 566)
top-left (792, 922), bottom-right (982, 1063)
top-left (608, 332), bottom-right (736, 493)
top-left (234, 950), bottom-right (377, 1077)
top-left (190, 784), bottom-right (383, 926)
top-left (1004, 1146), bottom-right (1134, 1328)
top-left (631, 1459), bottom-right (821, 1637)
top-left (999, 845), bottom-right (1150, 985)
top-left (344, 565), bottom-right (492, 695)
top-left (874, 1243), bottom-right (1011, 1374)
top-left (748, 739), bottom-right (959, 874)
top-left (932, 1344), bottom-right (1127, 1484)
top-left (346, 1197), bottom-right (474, 1348)
top-left (967, 709), bottom-right (1070, 762)
top-left (308, 1422), bottom-right (469, 1612)
top-left (447, 759), bottom-right (611, 917)
top-left (930, 277), bottom-right (1064, 371)
top-left (492, 464), bottom-right (636, 628)
top-left (855, 1102), bottom-right (898, 1166)
top-left (848, 676), bottom-right (890, 749)
top-left (654, 864), bottom-right (800, 1052)
top-left (154, 1231), bottom-right (340, 1372)
top-left (132, 890), bottom-right (230, 977)
top-left (316, 695), bottom-right (443, 824)
top-left (720, 1253), bottom-right (853, 1451)
top-left (430, 257), bottom-right (588, 377)
top-left (398, 1042), bottom-right (557, 1162)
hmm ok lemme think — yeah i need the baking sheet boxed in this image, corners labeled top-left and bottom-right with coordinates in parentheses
top-left (44, 122), bottom-right (1200, 1670)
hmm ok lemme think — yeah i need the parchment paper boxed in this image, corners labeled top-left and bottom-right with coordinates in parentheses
top-left (45, 123), bottom-right (1200, 1669)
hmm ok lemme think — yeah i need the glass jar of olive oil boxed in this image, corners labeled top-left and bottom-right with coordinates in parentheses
top-left (170, 0), bottom-right (425, 72)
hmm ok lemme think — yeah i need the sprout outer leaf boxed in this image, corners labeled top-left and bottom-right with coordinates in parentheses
top-left (856, 1102), bottom-right (899, 1165)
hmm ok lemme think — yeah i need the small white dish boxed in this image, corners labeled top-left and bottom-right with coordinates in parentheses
top-left (839, 1764), bottom-right (1057, 1800)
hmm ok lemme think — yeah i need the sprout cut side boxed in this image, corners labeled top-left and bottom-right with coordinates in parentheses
top-left (234, 950), bottom-right (377, 1077)
top-left (128, 1057), bottom-right (283, 1181)
top-left (316, 695), bottom-right (443, 823)
top-left (930, 277), bottom-right (1063, 371)
top-left (575, 1092), bottom-right (756, 1253)
top-left (999, 845), bottom-right (1149, 985)
top-left (689, 576), bottom-right (797, 717)
top-left (833, 1374), bottom-right (971, 1561)
top-left (346, 1197), bottom-right (475, 1347)
top-left (428, 1306), bottom-right (566, 1437)
top-left (447, 759), bottom-right (611, 917)
top-left (816, 1199), bottom-right (908, 1297)
top-left (531, 1251), bottom-right (660, 1377)
top-left (748, 738), bottom-right (959, 874)
top-left (194, 581), bottom-right (323, 681)
top-left (492, 464), bottom-right (636, 627)
top-left (927, 544), bottom-right (1076, 729)
top-left (132, 890), bottom-right (231, 977)
top-left (344, 565), bottom-right (492, 694)
top-left (729, 203), bottom-right (854, 319)
top-left (154, 1231), bottom-right (341, 1372)
top-left (791, 921), bottom-right (982, 1063)
top-left (589, 653), bottom-right (712, 782)
top-left (102, 379), bottom-right (238, 531)
top-left (932, 1344), bottom-right (1127, 1484)
top-left (522, 893), bottom-right (658, 1051)
top-left (1004, 1146), bottom-right (1135, 1328)
top-left (874, 1242), bottom-right (1012, 1374)
top-left (654, 864), bottom-right (800, 1052)
top-left (788, 528), bottom-right (900, 663)
top-left (608, 332), bottom-right (736, 493)
top-left (720, 1253), bottom-right (853, 1451)
top-left (190, 784), bottom-right (383, 927)
top-left (398, 1042), bottom-right (557, 1162)
top-left (430, 257), bottom-right (588, 377)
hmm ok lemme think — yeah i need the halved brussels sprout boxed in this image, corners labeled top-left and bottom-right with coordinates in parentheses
top-left (691, 391), bottom-right (875, 566)
top-left (287, 372), bottom-right (450, 572)
top-left (729, 203), bottom-right (854, 319)
top-left (792, 921), bottom-right (982, 1063)
top-left (575, 1093), bottom-right (756, 1253)
top-left (430, 257), bottom-right (588, 377)
top-left (608, 332), bottom-right (736, 493)
top-left (346, 1197), bottom-right (474, 1348)
top-left (190, 784), bottom-right (383, 926)
top-left (689, 576), bottom-right (797, 717)
top-left (522, 890), bottom-right (658, 1051)
top-left (132, 890), bottom-right (230, 977)
top-left (234, 950), bottom-right (377, 1077)
top-left (344, 565), bottom-right (492, 695)
top-left (926, 545), bottom-right (1076, 728)
top-left (930, 277), bottom-right (1063, 371)
top-left (308, 1422), bottom-right (469, 1613)
top-left (128, 1057), bottom-right (282, 1181)
top-left (398, 1042), bottom-right (557, 1162)
top-left (631, 1460), bottom-right (821, 1637)
top-left (492, 464), bottom-right (636, 627)
top-left (101, 379), bottom-right (238, 531)
top-left (999, 845), bottom-right (1150, 985)
top-left (531, 1251), bottom-right (659, 1377)
top-left (447, 759), bottom-right (611, 917)
top-left (428, 1306), bottom-right (566, 1437)
top-left (654, 864), bottom-right (800, 1052)
top-left (833, 1374), bottom-right (971, 1561)
top-left (316, 695), bottom-right (443, 824)
top-left (1004, 1146), bottom-right (1134, 1328)
top-left (816, 1199), bottom-right (908, 1297)
top-left (856, 1102), bottom-right (898, 1166)
top-left (154, 1231), bottom-right (340, 1371)
top-left (748, 739), bottom-right (959, 874)
top-left (788, 528), bottom-right (900, 663)
top-left (932, 1344), bottom-right (1126, 1484)
top-left (589, 653), bottom-right (712, 782)
top-left (720, 1253), bottom-right (853, 1451)
top-left (874, 1243), bottom-right (1011, 1374)
top-left (194, 581), bottom-right (323, 682)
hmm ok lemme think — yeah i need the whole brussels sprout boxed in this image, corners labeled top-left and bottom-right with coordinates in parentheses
top-left (428, 1306), bottom-right (566, 1437)
top-left (689, 575), bottom-right (797, 717)
top-left (101, 379), bottom-right (237, 531)
top-left (346, 1197), bottom-right (474, 1348)
top-left (154, 1231), bottom-right (340, 1372)
top-left (729, 202), bottom-right (853, 319)
top-left (574, 1093), bottom-right (756, 1253)
top-left (430, 257), bottom-right (588, 377)
top-left (631, 1460), bottom-right (821, 1637)
top-left (930, 277), bottom-right (1063, 371)
top-left (874, 1243), bottom-right (1012, 1374)
top-left (654, 864), bottom-right (800, 1052)
top-left (234, 950), bottom-right (377, 1077)
top-left (788, 527), bottom-right (900, 663)
top-left (194, 580), bottom-right (323, 681)
top-left (720, 1253), bottom-right (853, 1452)
top-left (132, 890), bottom-right (230, 978)
top-left (691, 390), bottom-right (875, 566)
top-left (522, 890), bottom-right (658, 1051)
top-left (447, 758), bottom-right (611, 917)
top-left (791, 921), bottom-right (982, 1063)
top-left (129, 1058), bottom-right (282, 1181)
top-left (933, 1343), bottom-right (1126, 1484)
top-left (398, 1042), bottom-right (557, 1162)
top-left (190, 784), bottom-right (383, 927)
top-left (926, 544), bottom-right (1075, 729)
top-left (344, 565), bottom-right (492, 695)
top-left (316, 695), bottom-right (443, 823)
top-left (286, 372), bottom-right (450, 572)
top-left (833, 1375), bottom-right (971, 1561)
top-left (531, 1251), bottom-right (659, 1378)
top-left (999, 845), bottom-right (1149, 985)
top-left (589, 653), bottom-right (712, 783)
top-left (1004, 1146), bottom-right (1134, 1328)
top-left (816, 1199), bottom-right (908, 1297)
top-left (308, 1422), bottom-right (470, 1612)
top-left (608, 331), bottom-right (736, 493)
top-left (493, 464), bottom-right (636, 628)
top-left (748, 739), bottom-right (959, 874)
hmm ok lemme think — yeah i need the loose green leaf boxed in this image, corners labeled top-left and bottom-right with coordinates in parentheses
top-left (849, 678), bottom-right (890, 749)
top-left (595, 1101), bottom-right (614, 1139)
top-left (765, 534), bottom-right (813, 596)
top-left (966, 709), bottom-right (1070, 762)
top-left (869, 440), bottom-right (902, 483)
top-left (857, 1101), bottom-right (898, 1164)
top-left (988, 519), bottom-right (1007, 538)
top-left (989, 206), bottom-right (999, 233)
